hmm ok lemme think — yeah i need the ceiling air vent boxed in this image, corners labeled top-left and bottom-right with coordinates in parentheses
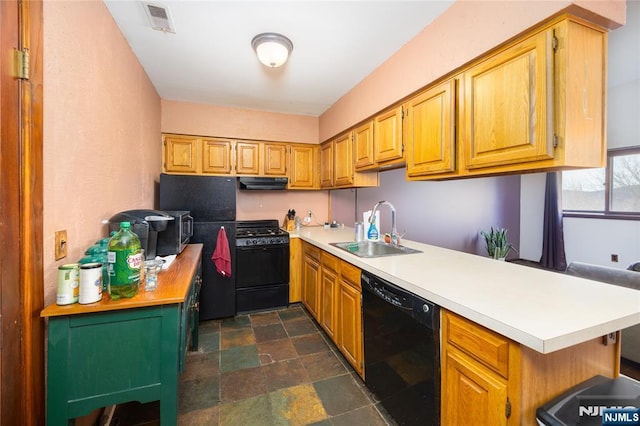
top-left (142, 1), bottom-right (176, 33)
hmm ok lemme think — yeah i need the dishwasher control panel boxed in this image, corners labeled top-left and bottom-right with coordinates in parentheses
top-left (361, 271), bottom-right (438, 330)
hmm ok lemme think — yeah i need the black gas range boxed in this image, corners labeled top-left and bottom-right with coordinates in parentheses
top-left (235, 220), bottom-right (290, 313)
top-left (236, 220), bottom-right (289, 247)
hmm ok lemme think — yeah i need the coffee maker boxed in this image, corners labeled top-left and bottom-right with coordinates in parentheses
top-left (108, 210), bottom-right (174, 260)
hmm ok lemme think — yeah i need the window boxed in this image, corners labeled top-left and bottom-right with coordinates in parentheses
top-left (562, 147), bottom-right (640, 218)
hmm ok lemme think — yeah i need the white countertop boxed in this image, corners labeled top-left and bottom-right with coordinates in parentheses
top-left (291, 226), bottom-right (640, 354)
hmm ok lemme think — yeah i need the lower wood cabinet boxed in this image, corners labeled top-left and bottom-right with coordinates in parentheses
top-left (288, 237), bottom-right (302, 303)
top-left (300, 242), bottom-right (364, 378)
top-left (442, 311), bottom-right (513, 425)
top-left (320, 252), bottom-right (339, 341)
top-left (301, 242), bottom-right (321, 318)
top-left (441, 309), bottom-right (621, 425)
top-left (336, 261), bottom-right (363, 376)
top-left (444, 346), bottom-right (509, 426)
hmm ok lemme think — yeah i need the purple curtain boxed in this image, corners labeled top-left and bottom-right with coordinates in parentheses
top-left (540, 172), bottom-right (567, 270)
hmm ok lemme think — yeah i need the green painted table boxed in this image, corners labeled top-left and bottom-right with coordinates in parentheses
top-left (42, 244), bottom-right (202, 425)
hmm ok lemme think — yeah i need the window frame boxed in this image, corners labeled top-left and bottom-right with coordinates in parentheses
top-left (562, 146), bottom-right (640, 221)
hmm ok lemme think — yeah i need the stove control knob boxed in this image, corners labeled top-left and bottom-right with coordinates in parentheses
top-left (422, 304), bottom-right (430, 313)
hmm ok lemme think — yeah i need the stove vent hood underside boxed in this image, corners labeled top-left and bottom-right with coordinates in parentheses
top-left (238, 177), bottom-right (288, 190)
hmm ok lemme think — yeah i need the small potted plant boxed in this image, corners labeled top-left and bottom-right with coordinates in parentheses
top-left (480, 227), bottom-right (517, 260)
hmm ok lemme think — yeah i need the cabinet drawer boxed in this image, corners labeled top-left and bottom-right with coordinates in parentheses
top-left (340, 262), bottom-right (361, 291)
top-left (303, 243), bottom-right (321, 261)
top-left (445, 312), bottom-right (510, 379)
top-left (321, 251), bottom-right (339, 272)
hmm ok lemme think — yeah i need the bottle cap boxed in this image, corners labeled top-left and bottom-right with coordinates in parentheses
top-left (120, 221), bottom-right (131, 228)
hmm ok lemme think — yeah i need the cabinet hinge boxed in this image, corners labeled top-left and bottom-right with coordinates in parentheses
top-left (401, 109), bottom-right (405, 120)
top-left (552, 34), bottom-right (559, 52)
top-left (505, 397), bottom-right (512, 419)
top-left (553, 134), bottom-right (559, 148)
top-left (15, 48), bottom-right (30, 80)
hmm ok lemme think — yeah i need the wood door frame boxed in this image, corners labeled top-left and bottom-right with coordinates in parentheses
top-left (0, 0), bottom-right (44, 424)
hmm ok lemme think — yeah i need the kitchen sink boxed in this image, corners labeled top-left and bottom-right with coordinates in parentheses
top-left (329, 241), bottom-right (422, 258)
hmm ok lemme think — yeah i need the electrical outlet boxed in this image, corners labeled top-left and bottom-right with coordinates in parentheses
top-left (611, 254), bottom-right (619, 263)
top-left (55, 230), bottom-right (67, 260)
top-left (303, 210), bottom-right (312, 224)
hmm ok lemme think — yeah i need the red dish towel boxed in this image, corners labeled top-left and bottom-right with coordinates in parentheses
top-left (211, 227), bottom-right (231, 277)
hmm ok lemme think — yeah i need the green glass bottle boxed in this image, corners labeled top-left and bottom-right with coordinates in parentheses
top-left (107, 221), bottom-right (142, 299)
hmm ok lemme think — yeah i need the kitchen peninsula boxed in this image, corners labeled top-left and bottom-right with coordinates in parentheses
top-left (41, 244), bottom-right (203, 425)
top-left (291, 227), bottom-right (640, 424)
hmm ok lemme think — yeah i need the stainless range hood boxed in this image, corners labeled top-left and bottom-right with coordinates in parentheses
top-left (238, 176), bottom-right (288, 190)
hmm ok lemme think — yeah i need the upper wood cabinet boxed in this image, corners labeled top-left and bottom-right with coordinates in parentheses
top-left (354, 109), bottom-right (404, 172)
top-left (202, 137), bottom-right (233, 174)
top-left (333, 132), bottom-right (354, 187)
top-left (353, 121), bottom-right (375, 169)
top-left (400, 15), bottom-right (607, 180)
top-left (288, 144), bottom-right (319, 189)
top-left (163, 134), bottom-right (304, 181)
top-left (319, 141), bottom-right (334, 188)
top-left (263, 142), bottom-right (288, 176)
top-left (456, 16), bottom-right (606, 177)
top-left (374, 106), bottom-right (404, 165)
top-left (321, 132), bottom-right (378, 189)
top-left (235, 141), bottom-right (260, 175)
top-left (235, 141), bottom-right (288, 176)
top-left (463, 29), bottom-right (554, 170)
top-left (163, 135), bottom-right (201, 174)
top-left (405, 79), bottom-right (457, 178)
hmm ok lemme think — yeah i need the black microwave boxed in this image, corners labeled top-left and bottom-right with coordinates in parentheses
top-left (156, 210), bottom-right (193, 256)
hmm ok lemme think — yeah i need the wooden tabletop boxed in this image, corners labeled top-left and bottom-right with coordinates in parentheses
top-left (41, 244), bottom-right (203, 318)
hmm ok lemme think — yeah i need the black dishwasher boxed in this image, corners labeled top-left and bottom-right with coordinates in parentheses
top-left (362, 271), bottom-right (440, 426)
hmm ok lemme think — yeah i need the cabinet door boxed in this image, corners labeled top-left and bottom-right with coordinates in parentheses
top-left (288, 238), bottom-right (302, 303)
top-left (374, 106), bottom-right (404, 163)
top-left (302, 252), bottom-right (321, 318)
top-left (354, 121), bottom-right (374, 169)
top-left (333, 132), bottom-right (353, 186)
top-left (463, 29), bottom-right (554, 170)
top-left (320, 254), bottom-right (339, 342)
top-left (338, 275), bottom-right (363, 376)
top-left (289, 144), bottom-right (317, 189)
top-left (443, 346), bottom-right (508, 426)
top-left (405, 80), bottom-right (456, 177)
top-left (164, 135), bottom-right (199, 173)
top-left (264, 143), bottom-right (287, 176)
top-left (320, 141), bottom-right (334, 188)
top-left (235, 141), bottom-right (260, 175)
top-left (202, 138), bottom-right (233, 174)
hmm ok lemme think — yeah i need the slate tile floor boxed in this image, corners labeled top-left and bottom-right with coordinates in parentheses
top-left (110, 304), bottom-right (395, 426)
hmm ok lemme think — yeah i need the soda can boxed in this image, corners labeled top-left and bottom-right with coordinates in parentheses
top-left (57, 263), bottom-right (79, 305)
top-left (79, 262), bottom-right (103, 304)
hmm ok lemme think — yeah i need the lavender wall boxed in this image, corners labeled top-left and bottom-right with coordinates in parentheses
top-left (330, 168), bottom-right (521, 257)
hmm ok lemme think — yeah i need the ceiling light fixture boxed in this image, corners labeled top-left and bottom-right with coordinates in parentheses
top-left (251, 32), bottom-right (293, 68)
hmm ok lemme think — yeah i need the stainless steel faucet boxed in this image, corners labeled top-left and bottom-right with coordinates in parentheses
top-left (369, 200), bottom-right (400, 246)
